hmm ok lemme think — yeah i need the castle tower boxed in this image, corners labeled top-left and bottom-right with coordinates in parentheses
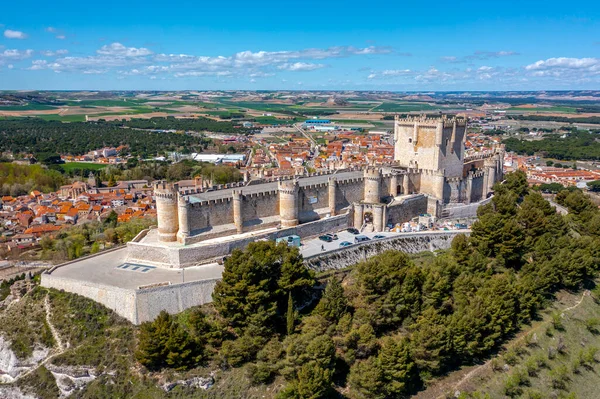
top-left (279, 179), bottom-right (299, 227)
top-left (393, 115), bottom-right (467, 179)
top-left (484, 157), bottom-right (497, 194)
top-left (154, 181), bottom-right (179, 242)
top-left (232, 190), bottom-right (244, 234)
top-left (389, 174), bottom-right (398, 197)
top-left (353, 203), bottom-right (364, 228)
top-left (177, 195), bottom-right (190, 243)
top-left (328, 177), bottom-right (337, 216)
top-left (364, 167), bottom-right (382, 204)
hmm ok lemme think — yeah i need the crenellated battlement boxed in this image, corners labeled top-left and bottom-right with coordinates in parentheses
top-left (394, 114), bottom-right (467, 127)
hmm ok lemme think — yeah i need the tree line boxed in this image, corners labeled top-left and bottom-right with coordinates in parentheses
top-left (0, 118), bottom-right (213, 157)
top-left (504, 130), bottom-right (600, 160)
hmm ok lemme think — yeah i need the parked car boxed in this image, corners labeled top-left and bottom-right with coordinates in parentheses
top-left (339, 241), bottom-right (352, 247)
top-left (354, 235), bottom-right (370, 243)
top-left (346, 227), bottom-right (360, 235)
top-left (319, 235), bottom-right (333, 242)
top-left (325, 233), bottom-right (338, 240)
top-left (373, 234), bottom-right (386, 239)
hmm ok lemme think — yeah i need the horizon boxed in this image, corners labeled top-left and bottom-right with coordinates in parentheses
top-left (1, 0), bottom-right (599, 91)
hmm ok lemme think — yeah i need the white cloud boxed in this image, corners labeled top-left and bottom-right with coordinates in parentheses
top-left (41, 49), bottom-right (69, 57)
top-left (367, 69), bottom-right (412, 79)
top-left (525, 57), bottom-right (599, 71)
top-left (97, 42), bottom-right (152, 57)
top-left (45, 27), bottom-right (57, 33)
top-left (277, 62), bottom-right (325, 71)
top-left (4, 29), bottom-right (27, 39)
top-left (25, 43), bottom-right (395, 78)
top-left (525, 57), bottom-right (600, 80)
top-left (56, 35), bottom-right (66, 40)
top-left (441, 50), bottom-right (519, 63)
top-left (0, 49), bottom-right (34, 65)
top-left (7, 64), bottom-right (13, 69)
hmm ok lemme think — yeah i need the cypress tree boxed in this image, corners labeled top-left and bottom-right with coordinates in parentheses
top-left (287, 291), bottom-right (294, 335)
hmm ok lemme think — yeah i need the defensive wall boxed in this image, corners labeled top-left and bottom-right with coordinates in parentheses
top-left (304, 230), bottom-right (469, 271)
top-left (127, 213), bottom-right (353, 268)
top-left (43, 230), bottom-right (469, 324)
top-left (42, 272), bottom-right (219, 325)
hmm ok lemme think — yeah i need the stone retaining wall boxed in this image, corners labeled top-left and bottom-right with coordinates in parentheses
top-left (304, 231), bottom-right (469, 271)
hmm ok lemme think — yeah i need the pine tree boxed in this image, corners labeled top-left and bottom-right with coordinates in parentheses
top-left (315, 277), bottom-right (348, 323)
top-left (287, 291), bottom-right (294, 335)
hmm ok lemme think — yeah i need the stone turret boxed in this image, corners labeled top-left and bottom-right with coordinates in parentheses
top-left (363, 167), bottom-right (382, 204)
top-left (328, 177), bottom-right (337, 216)
top-left (176, 194), bottom-right (190, 243)
top-left (232, 190), bottom-right (244, 234)
top-left (279, 179), bottom-right (299, 227)
top-left (154, 181), bottom-right (179, 242)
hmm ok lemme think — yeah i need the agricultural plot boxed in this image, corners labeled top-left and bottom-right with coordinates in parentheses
top-left (60, 162), bottom-right (107, 172)
top-left (372, 102), bottom-right (437, 112)
top-left (508, 106), bottom-right (578, 114)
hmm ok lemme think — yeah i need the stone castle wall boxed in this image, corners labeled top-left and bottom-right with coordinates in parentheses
top-left (386, 194), bottom-right (429, 225)
top-left (41, 274), bottom-right (139, 322)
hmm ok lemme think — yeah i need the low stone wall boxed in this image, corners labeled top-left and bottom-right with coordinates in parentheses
top-left (134, 278), bottom-right (220, 324)
top-left (304, 231), bottom-right (469, 271)
top-left (41, 274), bottom-right (138, 322)
top-left (41, 272), bottom-right (221, 325)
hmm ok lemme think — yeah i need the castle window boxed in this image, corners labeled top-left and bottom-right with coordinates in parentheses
top-left (408, 138), bottom-right (412, 143)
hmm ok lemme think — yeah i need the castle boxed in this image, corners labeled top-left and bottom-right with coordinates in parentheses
top-left (42, 115), bottom-right (504, 324)
top-left (128, 115), bottom-right (503, 268)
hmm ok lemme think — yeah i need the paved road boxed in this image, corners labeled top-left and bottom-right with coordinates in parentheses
top-left (299, 229), bottom-right (469, 258)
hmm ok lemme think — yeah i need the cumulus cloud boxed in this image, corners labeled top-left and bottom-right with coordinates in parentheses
top-left (367, 69), bottom-right (412, 79)
top-left (40, 49), bottom-right (69, 57)
top-left (97, 42), bottom-right (153, 57)
top-left (0, 49), bottom-right (34, 65)
top-left (524, 57), bottom-right (600, 80)
top-left (441, 50), bottom-right (519, 63)
top-left (4, 29), bottom-right (28, 39)
top-left (277, 62), bottom-right (325, 71)
top-left (26, 43), bottom-right (394, 78)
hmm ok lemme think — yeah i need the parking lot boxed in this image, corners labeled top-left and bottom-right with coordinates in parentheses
top-left (298, 227), bottom-right (471, 258)
top-left (299, 230), bottom-right (399, 258)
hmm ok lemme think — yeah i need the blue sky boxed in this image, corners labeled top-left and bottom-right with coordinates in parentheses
top-left (0, 0), bottom-right (599, 90)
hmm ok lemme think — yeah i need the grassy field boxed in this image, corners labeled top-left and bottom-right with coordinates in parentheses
top-left (0, 104), bottom-right (60, 111)
top-left (253, 116), bottom-right (304, 125)
top-left (34, 114), bottom-right (87, 122)
top-left (372, 102), bottom-right (437, 112)
top-left (508, 106), bottom-right (578, 114)
top-left (429, 289), bottom-right (600, 399)
top-left (60, 162), bottom-right (107, 172)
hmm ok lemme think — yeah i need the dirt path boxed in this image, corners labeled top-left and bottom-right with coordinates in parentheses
top-left (9, 295), bottom-right (68, 383)
top-left (45, 295), bottom-right (65, 352)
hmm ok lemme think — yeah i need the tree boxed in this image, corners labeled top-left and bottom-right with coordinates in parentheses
top-left (287, 291), bottom-right (295, 335)
top-left (378, 336), bottom-right (418, 397)
top-left (212, 241), bottom-right (315, 334)
top-left (107, 174), bottom-right (117, 187)
top-left (314, 277), bottom-right (348, 323)
top-left (587, 180), bottom-right (600, 192)
top-left (135, 311), bottom-right (203, 371)
top-left (354, 251), bottom-right (423, 332)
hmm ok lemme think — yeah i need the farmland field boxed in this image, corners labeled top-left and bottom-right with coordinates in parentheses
top-left (372, 102), bottom-right (437, 112)
top-left (508, 106), bottom-right (578, 113)
top-left (60, 162), bottom-right (107, 172)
